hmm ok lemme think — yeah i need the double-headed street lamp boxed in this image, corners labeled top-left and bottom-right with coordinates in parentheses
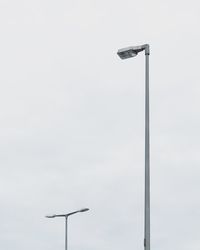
top-left (46, 208), bottom-right (89, 250)
top-left (117, 44), bottom-right (150, 250)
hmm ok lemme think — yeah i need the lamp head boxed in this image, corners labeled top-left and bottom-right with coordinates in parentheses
top-left (117, 44), bottom-right (149, 59)
top-left (117, 47), bottom-right (138, 59)
top-left (45, 215), bottom-right (56, 218)
top-left (79, 208), bottom-right (89, 212)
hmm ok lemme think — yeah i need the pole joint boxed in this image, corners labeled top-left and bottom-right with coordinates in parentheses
top-left (144, 44), bottom-right (150, 55)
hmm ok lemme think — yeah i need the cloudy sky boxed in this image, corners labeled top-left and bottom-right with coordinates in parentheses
top-left (0, 0), bottom-right (200, 250)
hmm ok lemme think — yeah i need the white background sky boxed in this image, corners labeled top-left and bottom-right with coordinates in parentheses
top-left (0, 1), bottom-right (200, 250)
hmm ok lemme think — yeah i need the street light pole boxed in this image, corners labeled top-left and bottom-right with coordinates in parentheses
top-left (144, 46), bottom-right (150, 250)
top-left (65, 216), bottom-right (68, 250)
top-left (117, 44), bottom-right (150, 250)
top-left (46, 208), bottom-right (89, 250)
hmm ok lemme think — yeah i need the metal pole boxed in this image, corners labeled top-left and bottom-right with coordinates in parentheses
top-left (144, 51), bottom-right (150, 250)
top-left (65, 216), bottom-right (68, 250)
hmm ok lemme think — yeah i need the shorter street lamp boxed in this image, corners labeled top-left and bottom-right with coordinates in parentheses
top-left (46, 208), bottom-right (89, 250)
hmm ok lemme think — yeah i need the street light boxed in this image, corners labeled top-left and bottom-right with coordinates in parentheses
top-left (45, 208), bottom-right (89, 250)
top-left (117, 44), bottom-right (150, 250)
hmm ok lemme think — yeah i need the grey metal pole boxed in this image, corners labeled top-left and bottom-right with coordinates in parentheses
top-left (65, 216), bottom-right (68, 250)
top-left (144, 49), bottom-right (150, 250)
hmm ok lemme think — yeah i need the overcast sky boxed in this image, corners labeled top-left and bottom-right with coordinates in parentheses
top-left (0, 0), bottom-right (200, 250)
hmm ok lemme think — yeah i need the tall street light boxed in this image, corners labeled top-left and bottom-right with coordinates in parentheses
top-left (117, 44), bottom-right (150, 250)
top-left (46, 208), bottom-right (89, 250)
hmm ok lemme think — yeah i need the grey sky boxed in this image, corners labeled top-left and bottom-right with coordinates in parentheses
top-left (0, 0), bottom-right (200, 250)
